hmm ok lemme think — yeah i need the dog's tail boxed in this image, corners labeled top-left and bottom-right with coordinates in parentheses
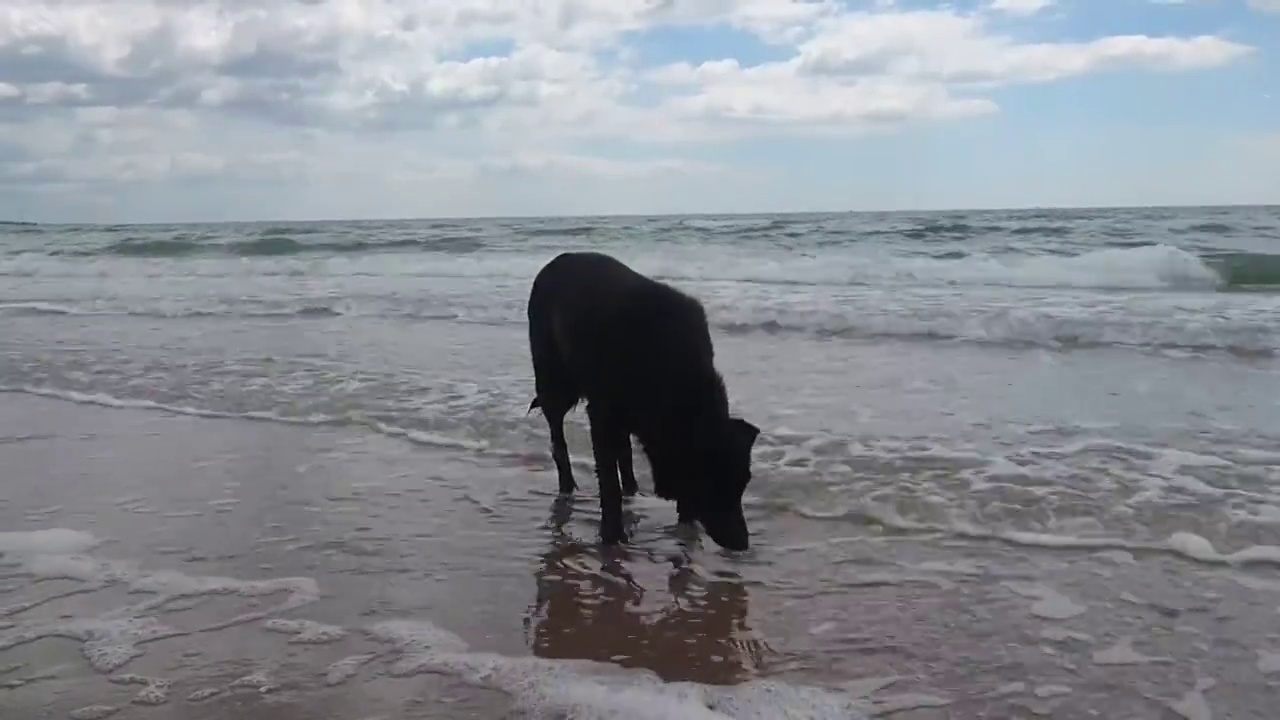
top-left (527, 396), bottom-right (541, 415)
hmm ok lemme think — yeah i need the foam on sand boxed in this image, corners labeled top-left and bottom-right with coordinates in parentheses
top-left (0, 528), bottom-right (320, 674)
top-left (0, 528), bottom-right (100, 557)
top-left (324, 653), bottom-right (380, 686)
top-left (1091, 637), bottom-right (1173, 666)
top-left (1167, 678), bottom-right (1216, 720)
top-left (1001, 582), bottom-right (1088, 620)
top-left (108, 673), bottom-right (173, 706)
top-left (68, 705), bottom-right (122, 720)
top-left (367, 619), bottom-right (884, 719)
top-left (0, 384), bottom-right (491, 453)
top-left (0, 528), bottom-right (897, 718)
top-left (796, 502), bottom-right (1280, 569)
top-left (262, 618), bottom-right (346, 644)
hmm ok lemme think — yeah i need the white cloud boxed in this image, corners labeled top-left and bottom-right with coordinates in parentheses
top-left (474, 153), bottom-right (725, 178)
top-left (988, 0), bottom-right (1055, 17)
top-left (0, 0), bottom-right (1260, 219)
top-left (647, 9), bottom-right (1250, 129)
top-left (649, 59), bottom-right (997, 126)
top-left (793, 11), bottom-right (1249, 84)
top-left (1248, 0), bottom-right (1280, 12)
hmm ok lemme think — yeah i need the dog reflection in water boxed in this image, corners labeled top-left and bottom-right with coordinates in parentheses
top-left (523, 499), bottom-right (769, 685)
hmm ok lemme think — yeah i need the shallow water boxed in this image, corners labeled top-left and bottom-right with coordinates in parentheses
top-left (2, 208), bottom-right (1280, 717)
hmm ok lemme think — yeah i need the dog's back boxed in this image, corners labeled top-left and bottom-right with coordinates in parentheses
top-left (528, 251), bottom-right (723, 425)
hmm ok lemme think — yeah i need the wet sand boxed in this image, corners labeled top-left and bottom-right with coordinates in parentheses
top-left (1, 396), bottom-right (515, 719)
top-left (3, 395), bottom-right (1280, 719)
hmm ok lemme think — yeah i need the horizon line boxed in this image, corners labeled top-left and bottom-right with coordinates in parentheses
top-left (8, 201), bottom-right (1278, 227)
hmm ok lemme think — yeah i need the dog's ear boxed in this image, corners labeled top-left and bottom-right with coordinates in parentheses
top-left (730, 417), bottom-right (761, 451)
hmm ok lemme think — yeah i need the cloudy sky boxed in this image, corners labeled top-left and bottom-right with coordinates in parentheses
top-left (1, 0), bottom-right (1276, 223)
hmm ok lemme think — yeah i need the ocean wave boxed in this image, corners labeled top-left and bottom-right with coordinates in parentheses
top-left (0, 301), bottom-right (351, 319)
top-left (306, 243), bottom-right (1243, 291)
top-left (1204, 252), bottom-right (1280, 289)
top-left (1174, 222), bottom-right (1236, 235)
top-left (52, 233), bottom-right (488, 258)
top-left (0, 301), bottom-right (80, 316)
top-left (899, 222), bottom-right (1003, 239)
top-left (9, 231), bottom-right (1280, 294)
top-left (880, 244), bottom-right (1224, 290)
top-left (0, 385), bottom-right (489, 452)
top-left (6, 280), bottom-right (1276, 356)
top-left (712, 313), bottom-right (1277, 357)
top-left (694, 266), bottom-right (1280, 354)
top-left (575, 244), bottom-right (1250, 291)
top-left (1009, 224), bottom-right (1073, 237)
top-left (522, 225), bottom-right (599, 238)
top-left (625, 244), bottom-right (1230, 291)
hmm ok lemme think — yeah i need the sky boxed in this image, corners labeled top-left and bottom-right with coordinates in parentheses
top-left (0, 0), bottom-right (1277, 223)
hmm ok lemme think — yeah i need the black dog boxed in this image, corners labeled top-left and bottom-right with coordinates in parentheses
top-left (526, 251), bottom-right (760, 550)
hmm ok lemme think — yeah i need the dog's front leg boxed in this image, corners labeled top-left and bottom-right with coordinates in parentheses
top-left (617, 432), bottom-right (639, 497)
top-left (676, 497), bottom-right (696, 526)
top-left (586, 402), bottom-right (627, 544)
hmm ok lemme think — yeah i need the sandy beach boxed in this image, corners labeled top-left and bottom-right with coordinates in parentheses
top-left (2, 394), bottom-right (858, 719)
top-left (3, 394), bottom-right (1279, 719)
top-left (2, 395), bottom-right (516, 719)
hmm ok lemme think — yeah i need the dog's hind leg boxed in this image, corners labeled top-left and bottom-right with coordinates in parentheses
top-left (540, 399), bottom-right (577, 495)
top-left (530, 317), bottom-right (578, 495)
top-left (586, 402), bottom-right (627, 545)
top-left (617, 432), bottom-right (639, 498)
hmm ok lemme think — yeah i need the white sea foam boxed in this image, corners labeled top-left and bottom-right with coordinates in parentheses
top-left (1, 243), bottom-right (1224, 289)
top-left (302, 244), bottom-right (1228, 291)
top-left (13, 287), bottom-right (1276, 356)
top-left (68, 705), bottom-right (122, 720)
top-left (324, 653), bottom-right (380, 686)
top-left (716, 296), bottom-right (1277, 354)
top-left (794, 501), bottom-right (1280, 569)
top-left (1040, 628), bottom-right (1094, 643)
top-left (228, 670), bottom-right (276, 692)
top-left (1001, 582), bottom-right (1088, 620)
top-left (0, 528), bottom-right (100, 556)
top-left (369, 619), bottom-right (877, 719)
top-left (185, 687), bottom-right (224, 702)
top-left (0, 528), bottom-right (320, 674)
top-left (109, 674), bottom-right (172, 706)
top-left (1091, 637), bottom-right (1173, 666)
top-left (0, 385), bottom-right (488, 452)
top-left (0, 301), bottom-right (82, 316)
top-left (1167, 678), bottom-right (1216, 720)
top-left (12, 238), bottom-right (1276, 357)
top-left (1034, 685), bottom-right (1072, 699)
top-left (262, 619), bottom-right (346, 644)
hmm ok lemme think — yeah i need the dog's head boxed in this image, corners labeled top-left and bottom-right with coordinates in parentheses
top-left (691, 416), bottom-right (761, 552)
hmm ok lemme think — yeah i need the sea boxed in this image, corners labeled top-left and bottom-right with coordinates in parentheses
top-left (2, 206), bottom-right (1279, 718)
